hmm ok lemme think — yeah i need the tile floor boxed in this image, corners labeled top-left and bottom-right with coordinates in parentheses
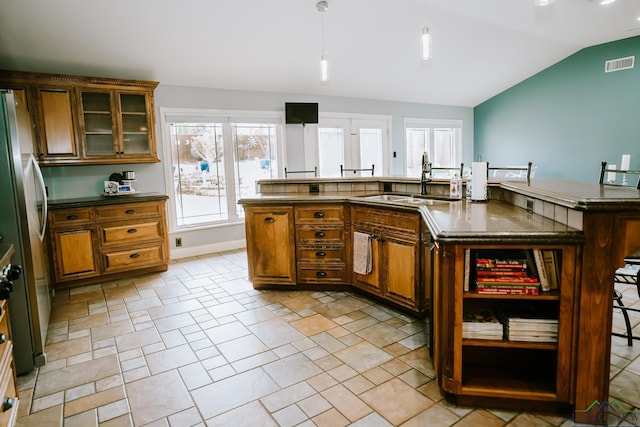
top-left (13, 250), bottom-right (640, 427)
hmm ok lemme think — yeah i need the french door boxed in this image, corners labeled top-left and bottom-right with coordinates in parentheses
top-left (317, 116), bottom-right (390, 177)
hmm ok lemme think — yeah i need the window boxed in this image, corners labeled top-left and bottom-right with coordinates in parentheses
top-left (405, 118), bottom-right (462, 178)
top-left (316, 115), bottom-right (391, 177)
top-left (161, 109), bottom-right (282, 229)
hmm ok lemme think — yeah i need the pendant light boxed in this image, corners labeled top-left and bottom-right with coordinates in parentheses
top-left (317, 1), bottom-right (329, 82)
top-left (421, 0), bottom-right (431, 60)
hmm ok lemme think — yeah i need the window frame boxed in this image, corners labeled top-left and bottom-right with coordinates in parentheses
top-left (404, 117), bottom-right (463, 178)
top-left (160, 107), bottom-right (284, 232)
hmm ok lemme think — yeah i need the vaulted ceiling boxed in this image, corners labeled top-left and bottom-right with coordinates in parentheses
top-left (1, 0), bottom-right (638, 107)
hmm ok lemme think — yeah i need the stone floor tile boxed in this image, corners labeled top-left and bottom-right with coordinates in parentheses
top-left (63, 409), bottom-right (98, 427)
top-left (144, 343), bottom-right (198, 375)
top-left (312, 407), bottom-right (350, 427)
top-left (454, 409), bottom-right (506, 427)
top-left (205, 400), bottom-right (278, 427)
top-left (321, 383), bottom-right (373, 422)
top-left (262, 353), bottom-right (323, 388)
top-left (360, 378), bottom-right (434, 425)
top-left (191, 368), bottom-right (279, 419)
top-left (64, 385), bottom-right (126, 418)
top-left (15, 404), bottom-right (63, 427)
top-left (126, 370), bottom-right (193, 425)
top-left (33, 354), bottom-right (120, 398)
top-left (260, 382), bottom-right (316, 412)
top-left (334, 341), bottom-right (394, 373)
top-left (290, 314), bottom-right (339, 336)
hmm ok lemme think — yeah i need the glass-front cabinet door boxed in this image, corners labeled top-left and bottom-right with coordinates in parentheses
top-left (81, 91), bottom-right (116, 157)
top-left (79, 89), bottom-right (157, 162)
top-left (119, 93), bottom-right (152, 156)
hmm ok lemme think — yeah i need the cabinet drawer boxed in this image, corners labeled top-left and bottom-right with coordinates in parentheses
top-left (296, 225), bottom-right (344, 245)
top-left (96, 202), bottom-right (162, 222)
top-left (295, 205), bottom-right (344, 224)
top-left (100, 220), bottom-right (163, 245)
top-left (0, 365), bottom-right (17, 427)
top-left (102, 245), bottom-right (165, 273)
top-left (0, 304), bottom-right (9, 364)
top-left (352, 206), bottom-right (419, 235)
top-left (297, 247), bottom-right (345, 264)
top-left (297, 265), bottom-right (347, 284)
top-left (49, 208), bottom-right (94, 227)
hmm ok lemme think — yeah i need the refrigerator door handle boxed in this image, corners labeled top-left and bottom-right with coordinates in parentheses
top-left (29, 154), bottom-right (48, 242)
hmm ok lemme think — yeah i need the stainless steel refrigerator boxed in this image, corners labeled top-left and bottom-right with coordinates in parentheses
top-left (0, 89), bottom-right (50, 375)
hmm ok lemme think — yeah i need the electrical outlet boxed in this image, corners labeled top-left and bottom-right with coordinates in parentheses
top-left (526, 198), bottom-right (534, 213)
top-left (175, 237), bottom-right (182, 247)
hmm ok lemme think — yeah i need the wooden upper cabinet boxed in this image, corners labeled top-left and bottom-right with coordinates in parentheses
top-left (32, 86), bottom-right (79, 160)
top-left (79, 89), bottom-right (157, 162)
top-left (0, 69), bottom-right (159, 166)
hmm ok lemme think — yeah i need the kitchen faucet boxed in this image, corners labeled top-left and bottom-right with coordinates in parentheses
top-left (420, 152), bottom-right (431, 195)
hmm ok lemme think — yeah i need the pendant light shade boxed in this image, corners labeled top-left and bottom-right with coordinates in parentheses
top-left (320, 55), bottom-right (328, 82)
top-left (421, 26), bottom-right (431, 61)
top-left (317, 1), bottom-right (329, 82)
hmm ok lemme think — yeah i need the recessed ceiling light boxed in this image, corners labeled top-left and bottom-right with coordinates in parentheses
top-left (599, 0), bottom-right (616, 5)
top-left (534, 0), bottom-right (555, 6)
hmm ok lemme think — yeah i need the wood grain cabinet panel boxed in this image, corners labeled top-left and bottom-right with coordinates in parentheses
top-left (0, 69), bottom-right (159, 166)
top-left (35, 87), bottom-right (78, 158)
top-left (351, 205), bottom-right (424, 312)
top-left (48, 199), bottom-right (169, 288)
top-left (0, 300), bottom-right (18, 427)
top-left (245, 206), bottom-right (296, 286)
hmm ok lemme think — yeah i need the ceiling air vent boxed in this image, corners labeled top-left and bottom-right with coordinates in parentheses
top-left (604, 56), bottom-right (635, 73)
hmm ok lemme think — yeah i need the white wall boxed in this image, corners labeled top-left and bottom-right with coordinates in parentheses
top-left (43, 84), bottom-right (473, 258)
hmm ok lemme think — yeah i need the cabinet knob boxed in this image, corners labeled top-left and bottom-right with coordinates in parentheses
top-left (0, 334), bottom-right (6, 345)
top-left (66, 214), bottom-right (78, 220)
top-left (125, 209), bottom-right (136, 214)
top-left (2, 397), bottom-right (14, 412)
top-left (127, 229), bottom-right (137, 234)
top-left (314, 231), bottom-right (325, 238)
top-left (129, 253), bottom-right (140, 259)
top-left (316, 271), bottom-right (327, 277)
top-left (313, 212), bottom-right (325, 218)
top-left (264, 217), bottom-right (275, 223)
top-left (315, 251), bottom-right (326, 257)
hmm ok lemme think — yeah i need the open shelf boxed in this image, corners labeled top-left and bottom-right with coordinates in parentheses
top-left (463, 338), bottom-right (557, 350)
top-left (462, 346), bottom-right (558, 396)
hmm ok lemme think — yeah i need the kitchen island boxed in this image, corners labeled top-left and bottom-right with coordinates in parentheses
top-left (240, 177), bottom-right (640, 422)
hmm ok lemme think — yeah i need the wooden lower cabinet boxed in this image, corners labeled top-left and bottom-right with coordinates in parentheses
top-left (351, 206), bottom-right (425, 313)
top-left (244, 206), bottom-right (296, 286)
top-left (50, 228), bottom-right (99, 281)
top-left (47, 199), bottom-right (169, 288)
top-left (295, 205), bottom-right (348, 286)
top-left (0, 252), bottom-right (19, 427)
top-left (433, 243), bottom-right (580, 411)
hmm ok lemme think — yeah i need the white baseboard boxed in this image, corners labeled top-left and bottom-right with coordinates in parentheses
top-left (169, 239), bottom-right (246, 260)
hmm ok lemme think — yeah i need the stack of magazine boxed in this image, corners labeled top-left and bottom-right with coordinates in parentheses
top-left (462, 308), bottom-right (504, 340)
top-left (498, 308), bottom-right (558, 343)
top-left (473, 250), bottom-right (540, 295)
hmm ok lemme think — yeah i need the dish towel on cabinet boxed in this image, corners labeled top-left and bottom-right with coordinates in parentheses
top-left (353, 231), bottom-right (373, 275)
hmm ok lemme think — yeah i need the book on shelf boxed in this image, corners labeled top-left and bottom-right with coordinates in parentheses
top-left (497, 307), bottom-right (558, 325)
top-left (462, 308), bottom-right (504, 339)
top-left (476, 276), bottom-right (539, 284)
top-left (532, 249), bottom-right (550, 291)
top-left (542, 250), bottom-right (560, 290)
top-left (463, 248), bottom-right (471, 292)
top-left (476, 287), bottom-right (540, 295)
top-left (504, 333), bottom-right (558, 343)
top-left (476, 269), bottom-right (529, 277)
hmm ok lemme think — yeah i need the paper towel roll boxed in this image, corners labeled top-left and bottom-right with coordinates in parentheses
top-left (471, 162), bottom-right (488, 201)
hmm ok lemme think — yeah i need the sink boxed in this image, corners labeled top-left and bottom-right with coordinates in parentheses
top-left (359, 194), bottom-right (456, 205)
top-left (362, 194), bottom-right (409, 202)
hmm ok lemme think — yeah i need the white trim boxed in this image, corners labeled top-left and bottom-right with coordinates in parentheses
top-left (170, 239), bottom-right (247, 260)
top-left (404, 117), bottom-right (463, 128)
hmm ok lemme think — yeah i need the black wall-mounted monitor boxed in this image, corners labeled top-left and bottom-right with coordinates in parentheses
top-left (285, 102), bottom-right (318, 125)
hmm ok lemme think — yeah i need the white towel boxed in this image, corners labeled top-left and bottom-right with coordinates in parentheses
top-left (353, 232), bottom-right (373, 275)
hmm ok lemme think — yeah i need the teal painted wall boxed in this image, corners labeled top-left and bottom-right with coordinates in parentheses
top-left (474, 36), bottom-right (640, 183)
